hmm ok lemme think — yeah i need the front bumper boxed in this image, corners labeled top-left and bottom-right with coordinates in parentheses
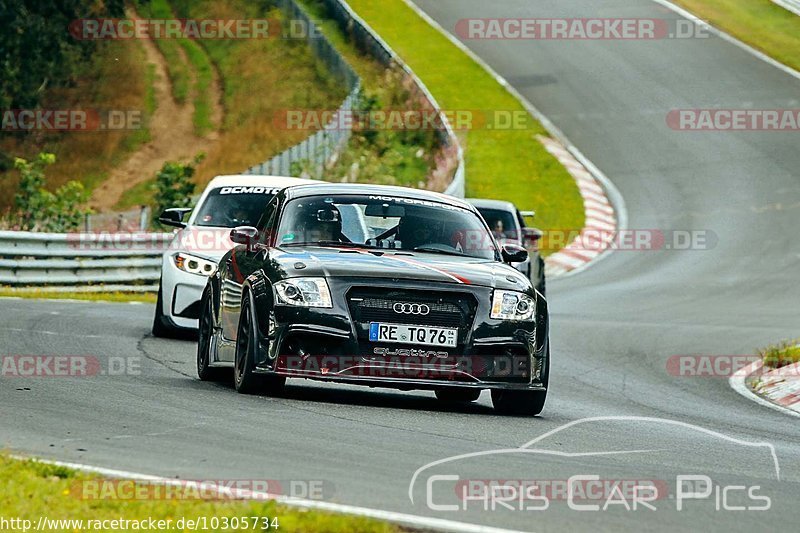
top-left (254, 280), bottom-right (548, 391)
top-left (160, 255), bottom-right (210, 330)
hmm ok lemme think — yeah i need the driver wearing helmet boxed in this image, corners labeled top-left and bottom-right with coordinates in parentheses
top-left (396, 211), bottom-right (439, 250)
top-left (299, 203), bottom-right (345, 244)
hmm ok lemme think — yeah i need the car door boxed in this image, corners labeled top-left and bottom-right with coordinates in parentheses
top-left (220, 198), bottom-right (278, 342)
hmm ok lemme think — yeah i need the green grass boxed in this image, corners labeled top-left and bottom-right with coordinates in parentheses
top-left (0, 39), bottom-right (154, 208)
top-left (759, 339), bottom-right (800, 369)
top-left (0, 288), bottom-right (157, 303)
top-left (144, 63), bottom-right (159, 116)
top-left (344, 0), bottom-right (585, 238)
top-left (136, 0), bottom-right (192, 105)
top-left (166, 0), bottom-right (348, 185)
top-left (113, 177), bottom-right (157, 211)
top-left (674, 0), bottom-right (800, 72)
top-left (0, 454), bottom-right (399, 532)
top-left (291, 0), bottom-right (453, 189)
top-left (180, 39), bottom-right (216, 136)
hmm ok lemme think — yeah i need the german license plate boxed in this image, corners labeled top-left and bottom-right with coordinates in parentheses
top-left (369, 323), bottom-right (457, 347)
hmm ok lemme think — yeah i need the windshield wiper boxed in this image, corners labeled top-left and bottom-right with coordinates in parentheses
top-left (282, 241), bottom-right (380, 249)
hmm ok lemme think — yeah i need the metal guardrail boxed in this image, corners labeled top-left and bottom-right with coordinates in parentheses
top-left (0, 231), bottom-right (171, 288)
top-left (0, 0), bottom-right (466, 291)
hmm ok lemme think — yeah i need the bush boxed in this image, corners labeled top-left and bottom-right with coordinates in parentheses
top-left (10, 152), bottom-right (91, 232)
top-left (759, 339), bottom-right (800, 369)
top-left (153, 155), bottom-right (203, 225)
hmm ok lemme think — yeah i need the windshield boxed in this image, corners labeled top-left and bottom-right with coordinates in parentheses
top-left (192, 187), bottom-right (279, 228)
top-left (476, 207), bottom-right (520, 242)
top-left (276, 194), bottom-right (498, 260)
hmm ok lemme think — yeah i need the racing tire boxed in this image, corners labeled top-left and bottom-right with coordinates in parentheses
top-left (491, 389), bottom-right (547, 416)
top-left (435, 388), bottom-right (481, 403)
top-left (152, 284), bottom-right (176, 338)
top-left (234, 291), bottom-right (285, 395)
top-left (197, 289), bottom-right (225, 382)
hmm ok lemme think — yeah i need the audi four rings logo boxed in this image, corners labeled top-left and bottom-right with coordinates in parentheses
top-left (393, 303), bottom-right (430, 315)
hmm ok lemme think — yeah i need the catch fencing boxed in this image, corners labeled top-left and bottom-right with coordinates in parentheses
top-left (322, 0), bottom-right (465, 196)
top-left (243, 0), bottom-right (361, 178)
top-left (1, 0), bottom-right (466, 291)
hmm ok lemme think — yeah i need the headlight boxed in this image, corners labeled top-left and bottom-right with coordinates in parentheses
top-left (173, 253), bottom-right (217, 277)
top-left (274, 278), bottom-right (332, 308)
top-left (491, 290), bottom-right (535, 321)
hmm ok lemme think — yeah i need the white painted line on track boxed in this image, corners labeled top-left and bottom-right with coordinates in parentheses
top-left (0, 296), bottom-right (147, 305)
top-left (652, 0), bottom-right (800, 81)
top-left (401, 0), bottom-right (628, 280)
top-left (10, 456), bottom-right (529, 533)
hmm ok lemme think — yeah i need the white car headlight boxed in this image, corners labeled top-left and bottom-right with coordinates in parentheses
top-left (491, 290), bottom-right (535, 321)
top-left (275, 278), bottom-right (332, 308)
top-left (173, 253), bottom-right (217, 277)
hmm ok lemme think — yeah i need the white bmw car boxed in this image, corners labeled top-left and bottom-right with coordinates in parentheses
top-left (152, 174), bottom-right (317, 337)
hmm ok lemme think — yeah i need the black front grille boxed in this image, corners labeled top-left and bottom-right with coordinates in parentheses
top-left (357, 298), bottom-right (462, 328)
top-left (347, 288), bottom-right (476, 332)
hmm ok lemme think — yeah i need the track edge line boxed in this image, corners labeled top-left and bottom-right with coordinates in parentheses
top-left (8, 455), bottom-right (529, 533)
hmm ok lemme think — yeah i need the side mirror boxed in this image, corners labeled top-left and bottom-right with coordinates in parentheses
top-left (501, 243), bottom-right (529, 264)
top-left (158, 208), bottom-right (191, 228)
top-left (230, 226), bottom-right (259, 251)
top-left (522, 227), bottom-right (543, 247)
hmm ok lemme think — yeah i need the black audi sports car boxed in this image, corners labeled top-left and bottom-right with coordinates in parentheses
top-left (198, 183), bottom-right (550, 415)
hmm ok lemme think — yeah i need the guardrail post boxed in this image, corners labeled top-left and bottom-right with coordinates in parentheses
top-left (139, 206), bottom-right (149, 231)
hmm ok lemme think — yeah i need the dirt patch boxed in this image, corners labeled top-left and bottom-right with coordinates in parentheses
top-left (90, 10), bottom-right (224, 211)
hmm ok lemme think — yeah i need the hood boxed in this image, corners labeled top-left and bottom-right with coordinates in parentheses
top-left (273, 246), bottom-right (531, 291)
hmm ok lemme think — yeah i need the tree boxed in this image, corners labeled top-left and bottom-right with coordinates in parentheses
top-left (12, 152), bottom-right (91, 231)
top-left (153, 154), bottom-right (204, 225)
top-left (0, 0), bottom-right (125, 110)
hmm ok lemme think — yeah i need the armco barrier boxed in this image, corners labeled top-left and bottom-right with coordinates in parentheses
top-left (0, 231), bottom-right (172, 289)
top-left (1, 0), bottom-right (466, 291)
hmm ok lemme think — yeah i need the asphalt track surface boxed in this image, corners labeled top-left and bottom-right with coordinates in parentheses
top-left (2, 1), bottom-right (800, 531)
